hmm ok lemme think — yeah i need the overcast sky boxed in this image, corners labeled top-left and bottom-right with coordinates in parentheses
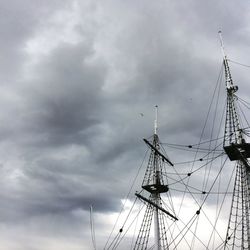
top-left (1, 0), bottom-right (250, 249)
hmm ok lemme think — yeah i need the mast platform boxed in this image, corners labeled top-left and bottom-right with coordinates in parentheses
top-left (224, 142), bottom-right (250, 161)
top-left (142, 183), bottom-right (169, 194)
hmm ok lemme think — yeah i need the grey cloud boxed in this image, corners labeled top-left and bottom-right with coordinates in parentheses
top-left (0, 0), bottom-right (68, 83)
top-left (12, 40), bottom-right (107, 149)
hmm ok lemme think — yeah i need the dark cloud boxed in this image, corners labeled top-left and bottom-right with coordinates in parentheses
top-left (22, 41), bottom-right (107, 146)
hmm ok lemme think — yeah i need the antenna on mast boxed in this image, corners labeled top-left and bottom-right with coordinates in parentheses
top-left (154, 105), bottom-right (158, 135)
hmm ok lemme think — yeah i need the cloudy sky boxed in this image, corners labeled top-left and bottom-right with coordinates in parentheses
top-left (1, 0), bottom-right (250, 249)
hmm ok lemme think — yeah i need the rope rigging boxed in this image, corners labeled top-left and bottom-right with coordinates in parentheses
top-left (104, 149), bottom-right (149, 249)
top-left (228, 59), bottom-right (250, 68)
top-left (106, 35), bottom-right (250, 250)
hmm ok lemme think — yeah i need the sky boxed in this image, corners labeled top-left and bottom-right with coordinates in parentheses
top-left (1, 0), bottom-right (250, 249)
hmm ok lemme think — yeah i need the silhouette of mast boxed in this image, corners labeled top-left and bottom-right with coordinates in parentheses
top-left (134, 106), bottom-right (177, 250)
top-left (219, 31), bottom-right (250, 249)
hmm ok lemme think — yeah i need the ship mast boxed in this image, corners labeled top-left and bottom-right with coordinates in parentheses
top-left (219, 31), bottom-right (250, 249)
top-left (134, 106), bottom-right (177, 250)
top-left (153, 105), bottom-right (160, 250)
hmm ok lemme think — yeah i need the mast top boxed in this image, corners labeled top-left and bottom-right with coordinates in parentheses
top-left (219, 31), bottom-right (237, 91)
top-left (218, 31), bottom-right (227, 60)
top-left (154, 105), bottom-right (158, 135)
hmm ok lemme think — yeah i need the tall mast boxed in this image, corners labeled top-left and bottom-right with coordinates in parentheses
top-left (153, 105), bottom-right (160, 250)
top-left (134, 106), bottom-right (177, 250)
top-left (219, 31), bottom-right (250, 249)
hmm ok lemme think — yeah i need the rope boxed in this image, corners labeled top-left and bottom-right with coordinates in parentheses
top-left (228, 59), bottom-right (250, 68)
top-left (110, 198), bottom-right (143, 249)
top-left (238, 100), bottom-right (250, 130)
top-left (162, 135), bottom-right (225, 148)
top-left (104, 149), bottom-right (148, 249)
top-left (170, 64), bottom-right (224, 243)
top-left (207, 162), bottom-right (237, 248)
top-left (171, 157), bottom-right (229, 249)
